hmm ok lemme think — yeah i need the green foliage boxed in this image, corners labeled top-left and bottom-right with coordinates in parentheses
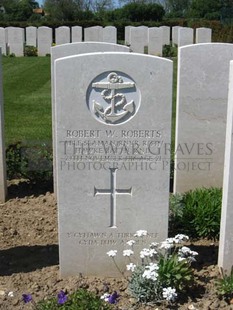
top-left (169, 187), bottom-right (222, 239)
top-left (116, 2), bottom-right (165, 22)
top-left (162, 44), bottom-right (177, 57)
top-left (129, 266), bottom-right (161, 303)
top-left (0, 0), bottom-right (39, 21)
top-left (24, 45), bottom-right (38, 56)
top-left (2, 57), bottom-right (51, 144)
top-left (112, 232), bottom-right (196, 304)
top-left (158, 254), bottom-right (193, 290)
top-left (216, 267), bottom-right (233, 297)
top-left (35, 289), bottom-right (113, 310)
top-left (6, 141), bottom-right (53, 183)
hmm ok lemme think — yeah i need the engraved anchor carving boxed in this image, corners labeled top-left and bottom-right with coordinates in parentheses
top-left (92, 72), bottom-right (135, 124)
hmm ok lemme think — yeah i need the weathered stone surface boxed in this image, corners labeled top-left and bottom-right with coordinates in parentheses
top-left (26, 26), bottom-right (37, 47)
top-left (148, 27), bottom-right (163, 56)
top-left (7, 27), bottom-right (24, 56)
top-left (196, 27), bottom-right (212, 43)
top-left (54, 52), bottom-right (172, 276)
top-left (174, 43), bottom-right (233, 193)
top-left (38, 26), bottom-right (52, 56)
top-left (0, 49), bottom-right (7, 203)
top-left (218, 60), bottom-right (233, 274)
top-left (55, 26), bottom-right (70, 45)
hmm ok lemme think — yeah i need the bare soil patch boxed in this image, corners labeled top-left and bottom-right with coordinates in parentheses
top-left (0, 180), bottom-right (232, 309)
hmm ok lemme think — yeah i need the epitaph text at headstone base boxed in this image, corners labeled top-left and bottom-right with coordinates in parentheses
top-left (0, 49), bottom-right (7, 203)
top-left (51, 43), bottom-right (130, 197)
top-left (218, 60), bottom-right (233, 274)
top-left (174, 43), bottom-right (233, 193)
top-left (55, 52), bottom-right (172, 277)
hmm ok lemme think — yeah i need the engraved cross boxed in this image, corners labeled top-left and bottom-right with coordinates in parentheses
top-left (94, 168), bottom-right (132, 228)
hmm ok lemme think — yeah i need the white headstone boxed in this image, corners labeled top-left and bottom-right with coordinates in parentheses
top-left (55, 52), bottom-right (172, 277)
top-left (178, 27), bottom-right (194, 47)
top-left (84, 26), bottom-right (103, 42)
top-left (38, 26), bottom-right (52, 56)
top-left (71, 26), bottom-right (82, 42)
top-left (130, 27), bottom-right (146, 53)
top-left (196, 27), bottom-right (212, 43)
top-left (148, 27), bottom-right (163, 56)
top-left (0, 28), bottom-right (6, 55)
top-left (125, 26), bottom-right (132, 45)
top-left (174, 43), bottom-right (233, 193)
top-left (138, 26), bottom-right (149, 46)
top-left (103, 26), bottom-right (117, 44)
top-left (51, 42), bottom-right (130, 196)
top-left (7, 27), bottom-right (24, 56)
top-left (55, 26), bottom-right (70, 45)
top-left (0, 49), bottom-right (7, 203)
top-left (26, 26), bottom-right (37, 47)
top-left (172, 26), bottom-right (182, 46)
top-left (160, 26), bottom-right (170, 46)
top-left (218, 60), bottom-right (233, 274)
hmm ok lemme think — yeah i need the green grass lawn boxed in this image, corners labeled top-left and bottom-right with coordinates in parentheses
top-left (2, 56), bottom-right (177, 148)
top-left (2, 56), bottom-right (51, 145)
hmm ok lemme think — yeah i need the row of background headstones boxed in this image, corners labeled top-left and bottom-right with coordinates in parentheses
top-left (0, 25), bottom-right (211, 57)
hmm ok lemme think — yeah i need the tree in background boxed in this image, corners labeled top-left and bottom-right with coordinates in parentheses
top-left (113, 2), bottom-right (165, 21)
top-left (162, 0), bottom-right (191, 18)
top-left (188, 0), bottom-right (221, 20)
top-left (0, 0), bottom-right (39, 21)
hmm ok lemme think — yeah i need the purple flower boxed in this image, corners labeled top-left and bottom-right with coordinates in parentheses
top-left (22, 294), bottom-right (32, 303)
top-left (108, 291), bottom-right (119, 304)
top-left (57, 290), bottom-right (68, 305)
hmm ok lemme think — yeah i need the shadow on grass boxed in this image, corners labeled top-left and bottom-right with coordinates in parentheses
top-left (0, 244), bottom-right (58, 276)
top-left (7, 179), bottom-right (54, 199)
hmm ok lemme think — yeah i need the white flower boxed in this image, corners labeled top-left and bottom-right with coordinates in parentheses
top-left (8, 292), bottom-right (14, 298)
top-left (126, 263), bottom-right (136, 272)
top-left (134, 230), bottom-right (147, 237)
top-left (123, 249), bottom-right (134, 257)
top-left (150, 242), bottom-right (159, 248)
top-left (100, 293), bottom-right (110, 301)
top-left (142, 263), bottom-right (159, 281)
top-left (160, 241), bottom-right (174, 250)
top-left (174, 234), bottom-right (189, 243)
top-left (162, 287), bottom-right (177, 301)
top-left (178, 246), bottom-right (198, 262)
top-left (107, 250), bottom-right (117, 257)
top-left (126, 240), bottom-right (136, 246)
top-left (140, 248), bottom-right (150, 258)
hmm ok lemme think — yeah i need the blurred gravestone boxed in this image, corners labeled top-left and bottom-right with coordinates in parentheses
top-left (0, 49), bottom-right (7, 203)
top-left (26, 26), bottom-right (37, 47)
top-left (38, 26), bottom-right (52, 56)
top-left (218, 60), bottom-right (233, 274)
top-left (174, 43), bottom-right (233, 193)
top-left (55, 26), bottom-right (70, 45)
top-left (7, 27), bottom-right (24, 56)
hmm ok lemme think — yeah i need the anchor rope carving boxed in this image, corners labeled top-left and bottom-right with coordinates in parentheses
top-left (91, 72), bottom-right (136, 124)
